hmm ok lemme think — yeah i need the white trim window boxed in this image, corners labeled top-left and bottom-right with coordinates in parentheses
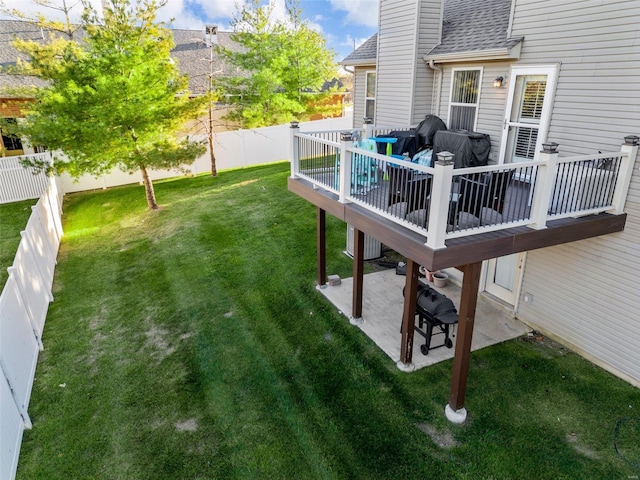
top-left (449, 68), bottom-right (483, 131)
top-left (365, 71), bottom-right (376, 120)
top-left (499, 64), bottom-right (559, 164)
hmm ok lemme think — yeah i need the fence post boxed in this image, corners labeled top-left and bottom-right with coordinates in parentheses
top-left (529, 142), bottom-right (560, 229)
top-left (289, 121), bottom-right (300, 178)
top-left (363, 117), bottom-right (374, 140)
top-left (610, 136), bottom-right (639, 214)
top-left (339, 131), bottom-right (353, 203)
top-left (426, 152), bottom-right (455, 249)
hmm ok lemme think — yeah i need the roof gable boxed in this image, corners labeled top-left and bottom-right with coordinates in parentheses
top-left (340, 33), bottom-right (377, 66)
top-left (427, 0), bottom-right (523, 61)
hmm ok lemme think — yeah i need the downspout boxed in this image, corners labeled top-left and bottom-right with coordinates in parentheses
top-left (428, 59), bottom-right (443, 117)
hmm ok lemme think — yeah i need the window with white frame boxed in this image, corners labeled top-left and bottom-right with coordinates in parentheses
top-left (449, 68), bottom-right (482, 131)
top-left (365, 71), bottom-right (376, 120)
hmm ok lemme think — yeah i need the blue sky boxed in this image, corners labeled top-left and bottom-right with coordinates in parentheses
top-left (163, 0), bottom-right (379, 61)
top-left (1, 0), bottom-right (379, 62)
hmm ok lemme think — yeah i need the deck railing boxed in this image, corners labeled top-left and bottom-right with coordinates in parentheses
top-left (290, 124), bottom-right (638, 248)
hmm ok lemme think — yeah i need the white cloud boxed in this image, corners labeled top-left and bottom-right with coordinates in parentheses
top-left (329, 0), bottom-right (378, 28)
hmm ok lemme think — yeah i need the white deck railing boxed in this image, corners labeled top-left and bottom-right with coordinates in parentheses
top-left (290, 125), bottom-right (638, 249)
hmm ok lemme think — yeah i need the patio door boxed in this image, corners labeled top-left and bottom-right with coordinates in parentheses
top-left (484, 253), bottom-right (525, 306)
top-left (499, 65), bottom-right (558, 165)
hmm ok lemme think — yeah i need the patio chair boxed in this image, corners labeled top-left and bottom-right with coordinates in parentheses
top-left (452, 170), bottom-right (513, 226)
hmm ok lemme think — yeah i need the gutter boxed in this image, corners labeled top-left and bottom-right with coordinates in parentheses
top-left (427, 59), bottom-right (443, 117)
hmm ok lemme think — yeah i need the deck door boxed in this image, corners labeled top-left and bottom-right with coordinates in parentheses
top-left (484, 253), bottom-right (525, 306)
top-left (499, 65), bottom-right (558, 165)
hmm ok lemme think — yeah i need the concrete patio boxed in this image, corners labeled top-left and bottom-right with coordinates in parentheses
top-left (319, 268), bottom-right (530, 370)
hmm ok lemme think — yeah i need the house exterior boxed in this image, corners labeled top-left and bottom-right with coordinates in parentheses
top-left (340, 0), bottom-right (640, 389)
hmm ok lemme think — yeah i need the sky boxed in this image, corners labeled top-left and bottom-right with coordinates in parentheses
top-left (0, 0), bottom-right (379, 62)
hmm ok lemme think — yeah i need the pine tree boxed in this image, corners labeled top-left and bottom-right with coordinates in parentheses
top-left (11, 0), bottom-right (206, 209)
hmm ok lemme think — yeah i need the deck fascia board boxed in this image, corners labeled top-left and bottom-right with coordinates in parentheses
top-left (288, 177), bottom-right (627, 270)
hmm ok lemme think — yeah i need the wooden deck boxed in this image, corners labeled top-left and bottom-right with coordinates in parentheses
top-left (288, 176), bottom-right (626, 271)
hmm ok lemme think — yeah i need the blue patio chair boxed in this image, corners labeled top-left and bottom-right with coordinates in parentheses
top-left (333, 137), bottom-right (383, 194)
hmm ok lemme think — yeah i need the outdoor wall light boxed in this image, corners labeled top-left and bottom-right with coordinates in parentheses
top-left (542, 142), bottom-right (559, 154)
top-left (493, 76), bottom-right (505, 88)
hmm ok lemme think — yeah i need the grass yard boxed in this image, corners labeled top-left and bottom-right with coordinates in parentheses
top-left (17, 163), bottom-right (640, 479)
top-left (0, 198), bottom-right (37, 289)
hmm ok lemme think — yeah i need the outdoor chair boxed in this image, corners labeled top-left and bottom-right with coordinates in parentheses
top-left (452, 170), bottom-right (513, 227)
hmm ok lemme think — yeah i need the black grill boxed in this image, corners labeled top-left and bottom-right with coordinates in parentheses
top-left (404, 282), bottom-right (459, 355)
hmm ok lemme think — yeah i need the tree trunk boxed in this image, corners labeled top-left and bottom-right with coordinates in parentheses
top-left (140, 165), bottom-right (159, 210)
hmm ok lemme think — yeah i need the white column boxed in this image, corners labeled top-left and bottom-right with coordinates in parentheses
top-left (529, 143), bottom-right (559, 229)
top-left (338, 131), bottom-right (353, 203)
top-left (289, 121), bottom-right (300, 178)
top-left (426, 152), bottom-right (455, 249)
top-left (610, 136), bottom-right (639, 214)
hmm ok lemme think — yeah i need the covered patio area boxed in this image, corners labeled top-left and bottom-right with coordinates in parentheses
top-left (318, 269), bottom-right (530, 370)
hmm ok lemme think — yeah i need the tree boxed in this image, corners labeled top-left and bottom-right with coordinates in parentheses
top-left (11, 0), bottom-right (206, 209)
top-left (218, 0), bottom-right (339, 128)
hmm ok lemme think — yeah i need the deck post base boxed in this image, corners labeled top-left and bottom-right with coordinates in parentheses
top-left (445, 404), bottom-right (467, 424)
top-left (395, 361), bottom-right (416, 372)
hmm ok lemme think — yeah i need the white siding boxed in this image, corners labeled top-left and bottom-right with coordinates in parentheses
top-left (411, 1), bottom-right (443, 123)
top-left (352, 67), bottom-right (370, 128)
top-left (512, 0), bottom-right (640, 386)
top-left (376, 0), bottom-right (419, 126)
top-left (376, 0), bottom-right (442, 126)
top-left (432, 62), bottom-right (512, 160)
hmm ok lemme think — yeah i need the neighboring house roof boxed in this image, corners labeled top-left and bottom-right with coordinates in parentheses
top-left (0, 19), bottom-right (239, 97)
top-left (340, 33), bottom-right (377, 66)
top-left (0, 19), bottom-right (49, 91)
top-left (425, 0), bottom-right (523, 62)
top-left (168, 28), bottom-right (241, 95)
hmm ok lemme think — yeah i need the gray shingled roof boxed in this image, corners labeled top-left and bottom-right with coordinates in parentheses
top-left (427, 0), bottom-right (522, 57)
top-left (340, 0), bottom-right (523, 64)
top-left (340, 33), bottom-right (377, 66)
top-left (0, 19), bottom-right (239, 96)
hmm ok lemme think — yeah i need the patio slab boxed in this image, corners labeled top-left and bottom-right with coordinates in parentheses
top-left (318, 268), bottom-right (530, 371)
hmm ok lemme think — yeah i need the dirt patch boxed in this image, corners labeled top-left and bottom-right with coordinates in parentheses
top-left (417, 422), bottom-right (458, 449)
top-left (176, 418), bottom-right (198, 432)
top-left (144, 327), bottom-right (175, 361)
top-left (566, 432), bottom-right (599, 459)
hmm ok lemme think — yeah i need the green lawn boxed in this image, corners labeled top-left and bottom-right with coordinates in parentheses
top-left (17, 163), bottom-right (640, 479)
top-left (0, 198), bottom-right (37, 289)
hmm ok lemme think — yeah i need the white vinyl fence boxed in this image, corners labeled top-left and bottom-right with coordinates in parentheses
top-left (0, 176), bottom-right (62, 480)
top-left (0, 115), bottom-right (353, 203)
top-left (0, 153), bottom-right (53, 204)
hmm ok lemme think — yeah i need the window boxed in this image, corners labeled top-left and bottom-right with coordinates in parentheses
top-left (365, 71), bottom-right (376, 120)
top-left (1, 118), bottom-right (24, 153)
top-left (449, 68), bottom-right (482, 131)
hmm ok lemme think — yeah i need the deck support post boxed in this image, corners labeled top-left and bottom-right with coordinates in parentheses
top-left (351, 227), bottom-right (364, 324)
top-left (399, 259), bottom-right (419, 370)
top-left (446, 261), bottom-right (482, 424)
top-left (317, 208), bottom-right (326, 288)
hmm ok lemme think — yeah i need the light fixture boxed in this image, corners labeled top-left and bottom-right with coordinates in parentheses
top-left (436, 151), bottom-right (454, 164)
top-left (493, 76), bottom-right (505, 88)
top-left (542, 142), bottom-right (559, 154)
top-left (624, 135), bottom-right (639, 146)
